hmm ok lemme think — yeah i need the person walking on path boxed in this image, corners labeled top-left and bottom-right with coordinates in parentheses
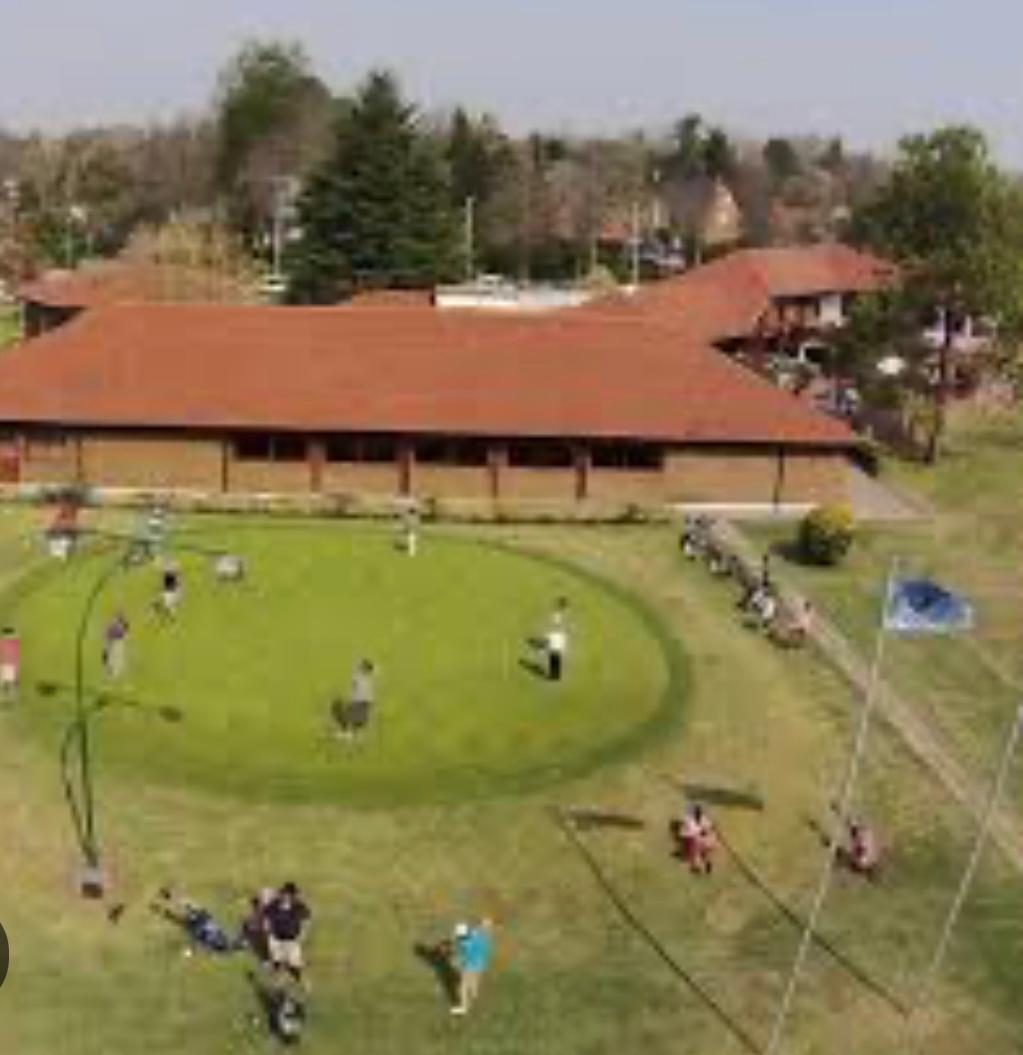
top-left (263, 882), bottom-right (312, 985)
top-left (451, 918), bottom-right (493, 1015)
top-left (0, 626), bottom-right (20, 698)
top-left (103, 612), bottom-right (130, 679)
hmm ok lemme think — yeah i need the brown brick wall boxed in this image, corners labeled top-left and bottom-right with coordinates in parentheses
top-left (20, 443), bottom-right (78, 484)
top-left (82, 434), bottom-right (222, 489)
top-left (664, 447), bottom-right (848, 504)
top-left (412, 464), bottom-right (491, 499)
top-left (665, 448), bottom-right (778, 503)
top-left (321, 463), bottom-right (403, 496)
top-left (586, 468), bottom-right (665, 503)
top-left (13, 429), bottom-right (851, 508)
top-left (499, 467), bottom-right (579, 500)
top-left (227, 459), bottom-right (312, 494)
top-left (778, 452), bottom-right (850, 505)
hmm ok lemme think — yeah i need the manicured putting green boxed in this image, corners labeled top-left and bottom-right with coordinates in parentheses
top-left (10, 522), bottom-right (681, 804)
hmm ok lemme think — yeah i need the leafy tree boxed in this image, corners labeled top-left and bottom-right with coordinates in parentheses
top-left (851, 126), bottom-right (1023, 460)
top-left (763, 137), bottom-right (801, 184)
top-left (214, 40), bottom-right (332, 241)
top-left (287, 71), bottom-right (458, 303)
top-left (819, 136), bottom-right (846, 175)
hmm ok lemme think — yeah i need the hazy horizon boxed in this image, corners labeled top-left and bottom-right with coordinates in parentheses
top-left (1, 0), bottom-right (1020, 166)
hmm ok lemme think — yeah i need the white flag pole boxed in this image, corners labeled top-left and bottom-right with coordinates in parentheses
top-left (764, 557), bottom-right (897, 1055)
top-left (906, 700), bottom-right (1023, 1047)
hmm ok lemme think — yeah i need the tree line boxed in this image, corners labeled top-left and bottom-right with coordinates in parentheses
top-left (0, 38), bottom-right (892, 298)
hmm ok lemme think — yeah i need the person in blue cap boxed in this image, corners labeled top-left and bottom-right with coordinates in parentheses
top-left (450, 918), bottom-right (494, 1015)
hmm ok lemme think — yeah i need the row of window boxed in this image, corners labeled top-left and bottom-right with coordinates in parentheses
top-left (5, 430), bottom-right (664, 472)
top-left (233, 435), bottom-right (664, 470)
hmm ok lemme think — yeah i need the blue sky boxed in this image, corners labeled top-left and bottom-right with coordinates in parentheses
top-left (1, 0), bottom-right (1020, 165)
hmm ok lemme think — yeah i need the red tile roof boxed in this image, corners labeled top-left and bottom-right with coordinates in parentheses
top-left (0, 303), bottom-right (855, 447)
top-left (587, 244), bottom-right (894, 341)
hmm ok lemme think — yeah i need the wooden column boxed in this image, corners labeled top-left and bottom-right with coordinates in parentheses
top-left (309, 437), bottom-right (326, 493)
top-left (74, 434), bottom-right (85, 485)
top-left (490, 443), bottom-right (507, 501)
top-left (399, 440), bottom-right (414, 496)
top-left (772, 447), bottom-right (787, 510)
top-left (220, 437), bottom-right (231, 493)
top-left (574, 444), bottom-right (589, 501)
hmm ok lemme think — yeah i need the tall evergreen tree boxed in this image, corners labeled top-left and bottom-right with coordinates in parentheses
top-left (287, 71), bottom-right (458, 303)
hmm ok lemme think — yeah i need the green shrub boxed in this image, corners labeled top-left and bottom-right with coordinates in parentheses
top-left (853, 441), bottom-right (882, 478)
top-left (798, 503), bottom-right (855, 566)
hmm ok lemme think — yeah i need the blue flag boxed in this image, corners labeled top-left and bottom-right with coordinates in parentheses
top-left (883, 577), bottom-right (974, 635)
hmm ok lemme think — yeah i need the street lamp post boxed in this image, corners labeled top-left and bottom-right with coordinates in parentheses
top-left (63, 523), bottom-right (231, 899)
top-left (69, 542), bottom-right (140, 897)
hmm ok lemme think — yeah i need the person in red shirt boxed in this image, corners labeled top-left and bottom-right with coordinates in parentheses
top-left (0, 627), bottom-right (20, 698)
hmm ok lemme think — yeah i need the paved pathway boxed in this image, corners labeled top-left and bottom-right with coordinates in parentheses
top-left (846, 466), bottom-right (932, 522)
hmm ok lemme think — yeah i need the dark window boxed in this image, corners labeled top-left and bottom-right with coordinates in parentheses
top-left (326, 436), bottom-right (360, 463)
top-left (591, 442), bottom-right (664, 471)
top-left (415, 438), bottom-right (448, 465)
top-left (235, 434), bottom-right (272, 461)
top-left (273, 434), bottom-right (307, 462)
top-left (361, 436), bottom-right (398, 464)
top-left (413, 437), bottom-right (489, 467)
top-left (326, 435), bottom-right (397, 464)
top-left (450, 438), bottom-right (489, 467)
top-left (234, 434), bottom-right (306, 462)
top-left (507, 440), bottom-right (574, 468)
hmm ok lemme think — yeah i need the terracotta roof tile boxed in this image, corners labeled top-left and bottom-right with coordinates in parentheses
top-left (0, 303), bottom-right (854, 448)
top-left (587, 244), bottom-right (894, 340)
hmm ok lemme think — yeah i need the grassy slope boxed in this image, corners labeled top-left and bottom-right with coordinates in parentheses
top-left (0, 514), bottom-right (1020, 1054)
top-left (746, 405), bottom-right (1023, 808)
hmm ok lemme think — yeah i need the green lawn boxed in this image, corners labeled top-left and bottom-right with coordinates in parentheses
top-left (1, 509), bottom-right (1021, 1054)
top-left (0, 304), bottom-right (20, 349)
top-left (8, 522), bottom-right (677, 804)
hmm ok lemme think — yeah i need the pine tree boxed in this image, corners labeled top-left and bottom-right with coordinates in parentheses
top-left (287, 71), bottom-right (458, 303)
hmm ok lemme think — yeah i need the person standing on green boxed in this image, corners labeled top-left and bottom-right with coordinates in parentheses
top-left (451, 918), bottom-right (493, 1016)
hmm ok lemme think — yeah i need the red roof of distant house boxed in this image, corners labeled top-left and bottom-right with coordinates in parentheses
top-left (0, 303), bottom-right (855, 448)
top-left (587, 244), bottom-right (895, 341)
top-left (19, 261), bottom-right (255, 308)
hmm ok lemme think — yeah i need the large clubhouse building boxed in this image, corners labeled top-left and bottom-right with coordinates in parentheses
top-left (0, 246), bottom-right (888, 511)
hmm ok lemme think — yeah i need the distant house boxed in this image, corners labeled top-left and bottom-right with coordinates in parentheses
top-left (18, 260), bottom-right (260, 338)
top-left (588, 243), bottom-right (895, 360)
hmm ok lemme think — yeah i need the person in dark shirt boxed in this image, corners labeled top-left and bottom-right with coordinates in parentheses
top-left (155, 563), bottom-right (182, 620)
top-left (263, 882), bottom-right (311, 983)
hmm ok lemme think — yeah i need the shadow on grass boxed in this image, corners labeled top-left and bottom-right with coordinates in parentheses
top-left (552, 807), bottom-right (762, 1054)
top-left (518, 655), bottom-right (550, 680)
top-left (715, 826), bottom-right (907, 1017)
top-left (678, 782), bottom-right (765, 813)
top-left (56, 682), bottom-right (186, 865)
top-left (413, 941), bottom-right (459, 1007)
